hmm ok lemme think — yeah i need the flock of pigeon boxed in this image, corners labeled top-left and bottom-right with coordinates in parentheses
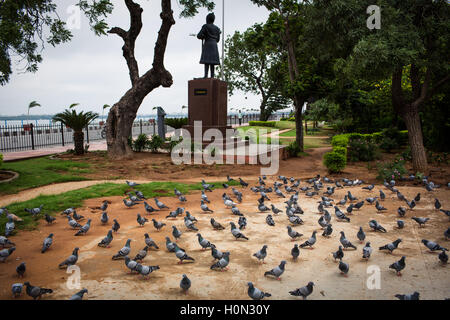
top-left (1, 176), bottom-right (449, 300)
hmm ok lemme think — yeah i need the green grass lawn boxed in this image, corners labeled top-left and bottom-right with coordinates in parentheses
top-left (0, 157), bottom-right (93, 195)
top-left (0, 180), bottom-right (240, 235)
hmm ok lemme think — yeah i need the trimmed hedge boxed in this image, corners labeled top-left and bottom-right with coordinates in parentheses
top-left (333, 146), bottom-right (347, 157)
top-left (248, 121), bottom-right (276, 127)
top-left (323, 151), bottom-right (346, 173)
top-left (165, 117), bottom-right (188, 129)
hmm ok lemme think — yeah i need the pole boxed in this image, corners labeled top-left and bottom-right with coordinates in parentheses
top-left (61, 123), bottom-right (65, 146)
top-left (221, 0), bottom-right (225, 80)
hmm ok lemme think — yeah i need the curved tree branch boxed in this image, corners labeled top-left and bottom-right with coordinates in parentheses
top-left (108, 0), bottom-right (143, 86)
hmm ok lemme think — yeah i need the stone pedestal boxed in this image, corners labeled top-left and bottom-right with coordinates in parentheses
top-left (183, 78), bottom-right (233, 144)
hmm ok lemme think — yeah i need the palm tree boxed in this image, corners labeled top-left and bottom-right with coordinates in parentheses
top-left (52, 108), bottom-right (99, 155)
top-left (27, 101), bottom-right (41, 125)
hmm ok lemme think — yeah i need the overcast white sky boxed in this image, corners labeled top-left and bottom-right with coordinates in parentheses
top-left (0, 0), bottom-right (290, 117)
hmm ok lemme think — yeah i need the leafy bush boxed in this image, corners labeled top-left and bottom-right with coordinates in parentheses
top-left (166, 137), bottom-right (183, 153)
top-left (348, 137), bottom-right (379, 162)
top-left (376, 156), bottom-right (407, 181)
top-left (286, 141), bottom-right (301, 157)
top-left (132, 134), bottom-right (149, 152)
top-left (379, 127), bottom-right (401, 152)
top-left (148, 135), bottom-right (164, 153)
top-left (165, 117), bottom-right (188, 129)
top-left (248, 121), bottom-right (276, 127)
top-left (331, 134), bottom-right (350, 148)
top-left (333, 146), bottom-right (347, 158)
top-left (0, 153), bottom-right (3, 168)
top-left (323, 151), bottom-right (346, 173)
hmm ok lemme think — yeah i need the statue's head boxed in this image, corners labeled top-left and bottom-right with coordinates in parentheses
top-left (206, 13), bottom-right (215, 24)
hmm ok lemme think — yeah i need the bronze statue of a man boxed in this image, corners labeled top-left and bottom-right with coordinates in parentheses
top-left (197, 13), bottom-right (221, 78)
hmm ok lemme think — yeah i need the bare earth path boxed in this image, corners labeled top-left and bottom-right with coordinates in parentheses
top-left (0, 175), bottom-right (449, 300)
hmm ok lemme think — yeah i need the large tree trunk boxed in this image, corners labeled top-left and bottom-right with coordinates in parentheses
top-left (391, 67), bottom-right (429, 173)
top-left (401, 105), bottom-right (428, 173)
top-left (294, 97), bottom-right (304, 151)
top-left (106, 0), bottom-right (175, 159)
top-left (73, 131), bottom-right (84, 155)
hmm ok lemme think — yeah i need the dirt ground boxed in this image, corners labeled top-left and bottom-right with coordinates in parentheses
top-left (0, 175), bottom-right (449, 300)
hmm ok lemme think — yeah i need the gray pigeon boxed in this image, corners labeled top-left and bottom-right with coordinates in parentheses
top-left (180, 274), bottom-right (191, 293)
top-left (152, 219), bottom-right (166, 231)
top-left (144, 201), bottom-right (158, 214)
top-left (184, 216), bottom-right (198, 231)
top-left (172, 226), bottom-right (182, 241)
top-left (69, 288), bottom-right (88, 300)
top-left (74, 219), bottom-right (91, 236)
top-left (379, 239), bottom-right (402, 253)
top-left (231, 205), bottom-right (243, 216)
top-left (24, 282), bottom-right (53, 300)
top-left (112, 239), bottom-right (131, 260)
top-left (247, 282), bottom-right (271, 300)
top-left (133, 246), bottom-right (149, 262)
top-left (264, 260), bottom-right (286, 280)
top-left (253, 245), bottom-right (268, 263)
top-left (44, 214), bottom-right (56, 224)
top-left (438, 249), bottom-right (448, 264)
top-left (135, 190), bottom-right (147, 200)
top-left (230, 222), bottom-right (249, 240)
top-left (154, 198), bottom-right (169, 210)
top-left (397, 220), bottom-right (405, 229)
top-left (12, 283), bottom-right (23, 298)
top-left (266, 214), bottom-right (275, 226)
top-left (395, 292), bottom-right (420, 300)
top-left (124, 256), bottom-right (138, 273)
top-left (210, 251), bottom-right (230, 271)
top-left (0, 236), bottom-right (15, 248)
top-left (100, 201), bottom-right (108, 212)
top-left (291, 244), bottom-right (300, 260)
top-left (339, 231), bottom-right (357, 250)
top-left (0, 247), bottom-right (15, 262)
top-left (287, 226), bottom-right (302, 241)
top-left (339, 260), bottom-right (349, 276)
top-left (197, 233), bottom-right (212, 250)
top-left (200, 200), bottom-right (214, 213)
top-left (210, 218), bottom-right (225, 230)
top-left (421, 239), bottom-right (448, 252)
top-left (58, 247), bottom-right (79, 268)
top-left (210, 244), bottom-right (223, 261)
top-left (5, 216), bottom-right (15, 236)
top-left (411, 216), bottom-right (430, 227)
top-left (300, 231), bottom-right (317, 249)
top-left (41, 233), bottom-right (54, 253)
top-left (136, 264), bottom-right (160, 279)
top-left (332, 246), bottom-right (344, 261)
top-left (362, 242), bottom-right (373, 259)
top-left (322, 224), bottom-right (333, 237)
top-left (112, 219), bottom-right (120, 232)
top-left (123, 198), bottom-right (137, 208)
top-left (16, 262), bottom-right (26, 277)
top-left (389, 256), bottom-right (406, 276)
top-left (357, 227), bottom-right (366, 243)
top-left (174, 244), bottom-right (195, 264)
top-left (369, 220), bottom-right (387, 233)
top-left (24, 204), bottom-right (44, 218)
top-left (165, 236), bottom-right (176, 252)
top-left (100, 211), bottom-right (108, 224)
top-left (126, 180), bottom-right (140, 187)
top-left (289, 281), bottom-right (314, 300)
top-left (144, 233), bottom-right (159, 250)
top-left (136, 213), bottom-right (148, 226)
top-left (98, 230), bottom-right (113, 248)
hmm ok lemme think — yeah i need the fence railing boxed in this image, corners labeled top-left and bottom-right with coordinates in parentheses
top-left (0, 113), bottom-right (288, 152)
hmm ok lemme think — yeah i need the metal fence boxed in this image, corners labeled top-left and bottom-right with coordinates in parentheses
top-left (0, 113), bottom-right (289, 152)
